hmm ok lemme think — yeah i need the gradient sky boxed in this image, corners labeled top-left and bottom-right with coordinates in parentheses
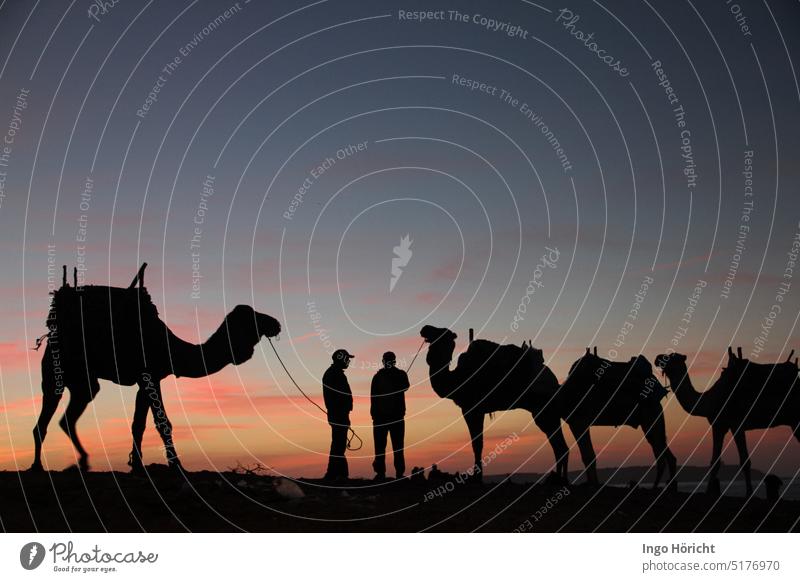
top-left (1, 0), bottom-right (800, 479)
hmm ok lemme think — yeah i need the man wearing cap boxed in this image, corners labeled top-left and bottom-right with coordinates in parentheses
top-left (370, 351), bottom-right (410, 480)
top-left (322, 348), bottom-right (355, 481)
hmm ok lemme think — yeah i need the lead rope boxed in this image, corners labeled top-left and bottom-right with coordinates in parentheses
top-left (268, 338), bottom-right (362, 451)
top-left (406, 339), bottom-right (426, 374)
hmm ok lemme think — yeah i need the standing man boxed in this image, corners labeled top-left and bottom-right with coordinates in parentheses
top-left (370, 351), bottom-right (410, 480)
top-left (322, 348), bottom-right (354, 482)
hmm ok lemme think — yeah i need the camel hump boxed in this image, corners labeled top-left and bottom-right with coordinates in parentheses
top-left (724, 359), bottom-right (800, 387)
top-left (629, 354), bottom-right (654, 377)
top-left (49, 283), bottom-right (158, 329)
top-left (461, 339), bottom-right (544, 372)
top-left (45, 281), bottom-right (161, 379)
top-left (567, 353), bottom-right (664, 402)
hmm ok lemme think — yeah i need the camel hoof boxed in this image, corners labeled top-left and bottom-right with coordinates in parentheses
top-left (28, 462), bottom-right (44, 472)
top-left (128, 452), bottom-right (145, 475)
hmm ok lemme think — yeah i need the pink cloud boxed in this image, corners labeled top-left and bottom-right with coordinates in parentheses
top-left (0, 341), bottom-right (31, 372)
top-left (0, 395), bottom-right (42, 415)
top-left (430, 257), bottom-right (461, 282)
top-left (415, 291), bottom-right (441, 305)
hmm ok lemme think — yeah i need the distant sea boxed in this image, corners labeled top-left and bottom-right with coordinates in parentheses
top-left (672, 481), bottom-right (800, 500)
top-left (485, 466), bottom-right (800, 500)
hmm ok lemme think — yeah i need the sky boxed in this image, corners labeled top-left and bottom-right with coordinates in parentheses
top-left (1, 0), bottom-right (800, 479)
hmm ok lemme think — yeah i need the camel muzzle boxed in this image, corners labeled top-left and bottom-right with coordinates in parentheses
top-left (256, 313), bottom-right (282, 338)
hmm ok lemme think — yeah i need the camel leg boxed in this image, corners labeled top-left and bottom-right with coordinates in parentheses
top-left (643, 410), bottom-right (677, 490)
top-left (31, 343), bottom-right (65, 471)
top-left (707, 424), bottom-right (726, 495)
top-left (570, 422), bottom-right (598, 486)
top-left (463, 410), bottom-right (484, 480)
top-left (733, 430), bottom-right (753, 497)
top-left (31, 388), bottom-right (63, 471)
top-left (535, 414), bottom-right (569, 482)
top-left (128, 385), bottom-right (151, 474)
top-left (143, 376), bottom-right (181, 469)
top-left (58, 378), bottom-right (100, 471)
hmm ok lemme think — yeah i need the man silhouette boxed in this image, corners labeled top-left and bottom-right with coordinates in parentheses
top-left (323, 348), bottom-right (354, 482)
top-left (370, 351), bottom-right (410, 480)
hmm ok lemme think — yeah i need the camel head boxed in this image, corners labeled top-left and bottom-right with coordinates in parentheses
top-left (420, 325), bottom-right (458, 399)
top-left (225, 305), bottom-right (281, 339)
top-left (222, 305), bottom-right (281, 363)
top-left (420, 325), bottom-right (457, 360)
top-left (655, 353), bottom-right (687, 378)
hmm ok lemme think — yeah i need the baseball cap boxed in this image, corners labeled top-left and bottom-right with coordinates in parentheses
top-left (332, 349), bottom-right (355, 361)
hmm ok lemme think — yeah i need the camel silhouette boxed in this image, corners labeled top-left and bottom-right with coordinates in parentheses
top-left (419, 325), bottom-right (568, 481)
top-left (560, 348), bottom-right (677, 488)
top-left (30, 264), bottom-right (281, 473)
top-left (656, 348), bottom-right (800, 496)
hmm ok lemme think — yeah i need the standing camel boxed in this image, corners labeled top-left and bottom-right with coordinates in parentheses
top-left (30, 264), bottom-right (281, 473)
top-left (419, 325), bottom-right (568, 481)
top-left (560, 349), bottom-right (677, 488)
top-left (656, 349), bottom-right (800, 496)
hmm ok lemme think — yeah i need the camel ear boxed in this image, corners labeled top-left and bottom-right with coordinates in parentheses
top-left (585, 347), bottom-right (590, 355)
top-left (593, 346), bottom-right (598, 357)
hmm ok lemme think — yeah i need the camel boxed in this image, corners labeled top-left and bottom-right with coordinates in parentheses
top-left (419, 325), bottom-right (568, 481)
top-left (655, 348), bottom-right (800, 496)
top-left (30, 264), bottom-right (281, 473)
top-left (560, 348), bottom-right (677, 489)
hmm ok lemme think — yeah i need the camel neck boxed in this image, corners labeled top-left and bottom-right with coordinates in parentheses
top-left (668, 366), bottom-right (709, 418)
top-left (166, 333), bottom-right (229, 378)
top-left (166, 319), bottom-right (245, 378)
top-left (427, 347), bottom-right (458, 399)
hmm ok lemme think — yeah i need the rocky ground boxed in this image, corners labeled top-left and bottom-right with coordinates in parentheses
top-left (1, 466), bottom-right (798, 532)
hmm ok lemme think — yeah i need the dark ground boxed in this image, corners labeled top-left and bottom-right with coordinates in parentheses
top-left (1, 467), bottom-right (798, 532)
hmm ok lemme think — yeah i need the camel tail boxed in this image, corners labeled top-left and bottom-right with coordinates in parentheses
top-left (32, 333), bottom-right (48, 351)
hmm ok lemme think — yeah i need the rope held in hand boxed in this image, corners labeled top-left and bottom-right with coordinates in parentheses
top-left (268, 338), bottom-right (362, 451)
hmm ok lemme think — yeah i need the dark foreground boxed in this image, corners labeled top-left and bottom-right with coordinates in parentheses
top-left (1, 467), bottom-right (798, 532)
